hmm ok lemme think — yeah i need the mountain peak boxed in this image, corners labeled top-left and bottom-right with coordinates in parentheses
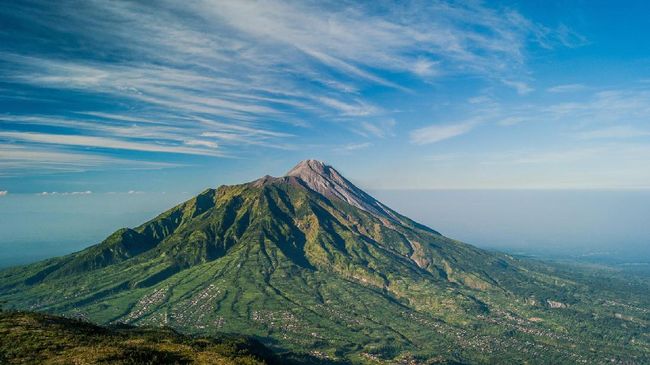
top-left (285, 159), bottom-right (397, 220)
top-left (285, 159), bottom-right (328, 177)
top-left (285, 159), bottom-right (340, 187)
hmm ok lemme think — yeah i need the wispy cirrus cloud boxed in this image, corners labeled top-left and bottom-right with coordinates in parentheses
top-left (355, 120), bottom-right (396, 139)
top-left (0, 144), bottom-right (180, 177)
top-left (459, 86), bottom-right (650, 133)
top-left (410, 120), bottom-right (479, 144)
top-left (404, 86), bottom-right (650, 189)
top-left (342, 142), bottom-right (372, 151)
top-left (0, 0), bottom-right (579, 176)
top-left (544, 89), bottom-right (650, 123)
top-left (0, 131), bottom-right (222, 156)
top-left (578, 126), bottom-right (650, 139)
top-left (547, 83), bottom-right (587, 93)
top-left (199, 0), bottom-right (558, 82)
top-left (183, 139), bottom-right (219, 149)
top-left (39, 190), bottom-right (92, 196)
top-left (318, 97), bottom-right (379, 117)
top-left (502, 79), bottom-right (534, 95)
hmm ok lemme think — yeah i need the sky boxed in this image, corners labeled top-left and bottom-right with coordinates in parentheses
top-left (1, 0), bottom-right (649, 195)
top-left (373, 189), bottom-right (650, 263)
top-left (1, 0), bottom-right (650, 265)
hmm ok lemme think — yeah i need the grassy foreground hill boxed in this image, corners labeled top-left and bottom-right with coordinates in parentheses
top-left (0, 160), bottom-right (649, 364)
top-left (0, 310), bottom-right (289, 364)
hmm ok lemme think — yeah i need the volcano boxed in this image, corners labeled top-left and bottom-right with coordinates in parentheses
top-left (0, 160), bottom-right (646, 364)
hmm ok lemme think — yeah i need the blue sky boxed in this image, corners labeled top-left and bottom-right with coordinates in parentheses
top-left (1, 0), bottom-right (650, 195)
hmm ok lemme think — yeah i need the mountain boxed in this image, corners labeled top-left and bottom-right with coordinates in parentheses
top-left (0, 160), bottom-right (648, 364)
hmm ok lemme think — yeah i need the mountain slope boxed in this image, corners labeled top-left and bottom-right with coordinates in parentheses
top-left (0, 310), bottom-right (313, 364)
top-left (0, 160), bottom-right (648, 364)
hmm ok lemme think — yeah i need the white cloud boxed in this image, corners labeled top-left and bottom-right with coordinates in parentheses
top-left (424, 154), bottom-right (455, 162)
top-left (40, 190), bottom-right (92, 196)
top-left (502, 79), bottom-right (534, 95)
top-left (411, 58), bottom-right (440, 77)
top-left (468, 95), bottom-right (493, 104)
top-left (342, 142), bottom-right (371, 151)
top-left (411, 120), bottom-right (479, 144)
top-left (468, 87), bottom-right (650, 131)
top-left (578, 126), bottom-right (650, 139)
top-left (0, 144), bottom-right (179, 176)
top-left (0, 131), bottom-right (221, 156)
top-left (497, 116), bottom-right (527, 126)
top-left (318, 97), bottom-right (379, 117)
top-left (511, 148), bottom-right (601, 164)
top-left (356, 120), bottom-right (396, 138)
top-left (0, 1), bottom-right (582, 176)
top-left (0, 114), bottom-right (192, 142)
top-left (535, 89), bottom-right (650, 128)
top-left (1, 0), bottom-right (573, 125)
top-left (184, 139), bottom-right (219, 148)
top-left (547, 83), bottom-right (586, 93)
top-left (200, 0), bottom-right (556, 81)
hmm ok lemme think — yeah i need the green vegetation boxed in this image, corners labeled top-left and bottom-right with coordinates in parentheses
top-left (0, 164), bottom-right (649, 364)
top-left (0, 310), bottom-right (287, 364)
